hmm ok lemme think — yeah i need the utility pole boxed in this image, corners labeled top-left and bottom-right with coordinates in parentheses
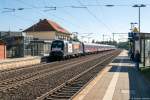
top-left (112, 33), bottom-right (114, 43)
top-left (103, 34), bottom-right (104, 42)
top-left (112, 33), bottom-right (128, 45)
top-left (87, 37), bottom-right (91, 43)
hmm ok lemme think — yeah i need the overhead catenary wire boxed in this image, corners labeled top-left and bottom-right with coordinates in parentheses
top-left (94, 0), bottom-right (117, 33)
top-left (15, 0), bottom-right (38, 8)
top-left (45, 0), bottom-right (91, 32)
top-left (42, 0), bottom-right (90, 32)
top-left (20, 0), bottom-right (91, 32)
top-left (1, 0), bottom-right (149, 34)
top-left (8, 0), bottom-right (90, 33)
top-left (49, 13), bottom-right (90, 31)
top-left (76, 0), bottom-right (113, 33)
top-left (13, 0), bottom-right (146, 34)
top-left (1, 3), bottom-right (150, 12)
top-left (2, 0), bottom-right (55, 31)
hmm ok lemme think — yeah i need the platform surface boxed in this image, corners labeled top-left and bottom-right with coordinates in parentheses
top-left (73, 50), bottom-right (150, 100)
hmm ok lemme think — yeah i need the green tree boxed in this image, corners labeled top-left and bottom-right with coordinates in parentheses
top-left (117, 42), bottom-right (129, 50)
top-left (92, 39), bottom-right (95, 43)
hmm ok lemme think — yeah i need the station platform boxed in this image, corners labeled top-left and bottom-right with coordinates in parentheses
top-left (0, 56), bottom-right (41, 71)
top-left (73, 50), bottom-right (150, 100)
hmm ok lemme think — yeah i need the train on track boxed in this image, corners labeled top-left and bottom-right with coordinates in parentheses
top-left (49, 39), bottom-right (116, 60)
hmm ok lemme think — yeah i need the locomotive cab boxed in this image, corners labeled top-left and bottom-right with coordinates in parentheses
top-left (50, 40), bottom-right (64, 59)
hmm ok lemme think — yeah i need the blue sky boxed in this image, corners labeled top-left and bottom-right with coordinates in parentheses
top-left (0, 0), bottom-right (150, 42)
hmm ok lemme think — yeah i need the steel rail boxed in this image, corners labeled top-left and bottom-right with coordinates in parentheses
top-left (36, 51), bottom-right (120, 100)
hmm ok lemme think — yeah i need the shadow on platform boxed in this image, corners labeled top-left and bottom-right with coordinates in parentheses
top-left (112, 57), bottom-right (131, 63)
top-left (109, 57), bottom-right (150, 99)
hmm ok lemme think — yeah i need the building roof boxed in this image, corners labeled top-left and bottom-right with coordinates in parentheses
top-left (23, 19), bottom-right (70, 34)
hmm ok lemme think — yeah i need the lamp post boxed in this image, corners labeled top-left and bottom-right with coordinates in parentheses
top-left (133, 4), bottom-right (146, 66)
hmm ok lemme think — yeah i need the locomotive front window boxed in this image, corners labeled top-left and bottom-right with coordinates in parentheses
top-left (51, 41), bottom-right (64, 50)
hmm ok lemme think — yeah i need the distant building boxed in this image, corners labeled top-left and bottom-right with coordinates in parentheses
top-left (0, 19), bottom-right (72, 58)
top-left (23, 19), bottom-right (71, 41)
top-left (0, 31), bottom-right (32, 58)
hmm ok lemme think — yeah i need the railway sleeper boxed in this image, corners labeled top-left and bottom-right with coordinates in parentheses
top-left (0, 82), bottom-right (9, 85)
top-left (66, 83), bottom-right (83, 87)
top-left (59, 88), bottom-right (79, 92)
top-left (69, 83), bottom-right (84, 87)
top-left (55, 91), bottom-right (76, 94)
top-left (62, 87), bottom-right (81, 90)
top-left (71, 80), bottom-right (84, 84)
top-left (54, 92), bottom-right (75, 96)
top-left (0, 84), bottom-right (7, 87)
top-left (73, 80), bottom-right (87, 84)
top-left (49, 95), bottom-right (71, 99)
top-left (60, 89), bottom-right (79, 94)
top-left (57, 89), bottom-right (78, 93)
top-left (4, 87), bottom-right (18, 92)
top-left (46, 97), bottom-right (69, 100)
top-left (56, 91), bottom-right (76, 95)
top-left (69, 80), bottom-right (81, 83)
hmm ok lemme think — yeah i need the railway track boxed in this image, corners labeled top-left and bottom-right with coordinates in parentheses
top-left (0, 53), bottom-right (106, 91)
top-left (0, 51), bottom-right (112, 90)
top-left (0, 51), bottom-right (111, 81)
top-left (36, 50), bottom-right (120, 100)
top-left (0, 50), bottom-right (120, 100)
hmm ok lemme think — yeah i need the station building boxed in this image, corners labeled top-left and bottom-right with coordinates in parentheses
top-left (23, 19), bottom-right (71, 41)
top-left (23, 19), bottom-right (71, 56)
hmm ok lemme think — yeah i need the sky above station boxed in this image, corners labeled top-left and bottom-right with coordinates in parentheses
top-left (0, 0), bottom-right (150, 42)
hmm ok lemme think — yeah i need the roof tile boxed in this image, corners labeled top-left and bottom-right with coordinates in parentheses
top-left (24, 19), bottom-right (70, 34)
